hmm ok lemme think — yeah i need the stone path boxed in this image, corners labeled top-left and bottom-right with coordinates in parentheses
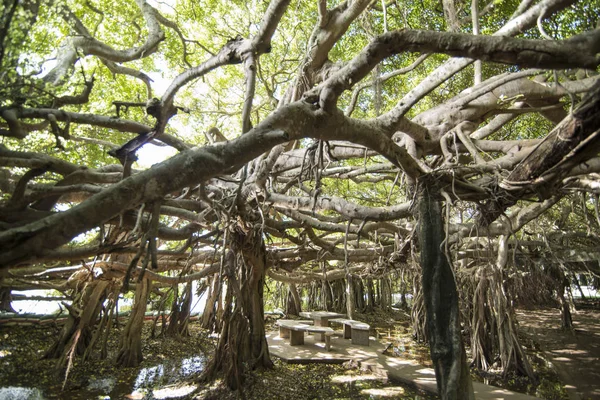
top-left (266, 331), bottom-right (540, 399)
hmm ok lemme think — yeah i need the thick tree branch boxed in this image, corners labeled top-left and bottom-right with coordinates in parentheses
top-left (44, 0), bottom-right (166, 85)
top-left (268, 192), bottom-right (411, 221)
top-left (314, 29), bottom-right (599, 112)
top-left (383, 0), bottom-right (577, 123)
top-left (251, 0), bottom-right (292, 54)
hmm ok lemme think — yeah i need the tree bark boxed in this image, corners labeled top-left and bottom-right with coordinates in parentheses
top-left (557, 275), bottom-right (574, 330)
top-left (353, 278), bottom-right (365, 311)
top-left (332, 280), bottom-right (345, 312)
top-left (0, 287), bottom-right (15, 313)
top-left (418, 180), bottom-right (474, 400)
top-left (481, 79), bottom-right (600, 225)
top-left (470, 268), bottom-right (493, 371)
top-left (44, 278), bottom-right (109, 363)
top-left (366, 278), bottom-right (375, 311)
top-left (286, 283), bottom-right (302, 315)
top-left (201, 226), bottom-right (273, 390)
top-left (492, 235), bottom-right (536, 380)
top-left (166, 282), bottom-right (192, 336)
top-left (345, 276), bottom-right (355, 319)
top-left (321, 278), bottom-right (332, 311)
top-left (380, 277), bottom-right (392, 312)
top-left (116, 277), bottom-right (150, 367)
top-left (201, 274), bottom-right (222, 333)
top-left (411, 272), bottom-right (427, 342)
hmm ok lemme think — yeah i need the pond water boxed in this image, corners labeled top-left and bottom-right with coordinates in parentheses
top-left (87, 355), bottom-right (205, 399)
top-left (0, 340), bottom-right (206, 400)
top-left (2, 283), bottom-right (210, 399)
top-left (0, 387), bottom-right (45, 400)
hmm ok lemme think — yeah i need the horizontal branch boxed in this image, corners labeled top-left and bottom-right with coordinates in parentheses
top-left (16, 108), bottom-right (151, 134)
top-left (44, 0), bottom-right (165, 84)
top-left (268, 265), bottom-right (365, 284)
top-left (105, 261), bottom-right (219, 284)
top-left (316, 28), bottom-right (599, 111)
top-left (268, 192), bottom-right (412, 221)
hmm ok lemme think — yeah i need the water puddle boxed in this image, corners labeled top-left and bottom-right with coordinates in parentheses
top-left (0, 387), bottom-right (45, 399)
top-left (86, 377), bottom-right (117, 393)
top-left (131, 355), bottom-right (205, 390)
top-left (179, 356), bottom-right (205, 376)
top-left (2, 355), bottom-right (206, 400)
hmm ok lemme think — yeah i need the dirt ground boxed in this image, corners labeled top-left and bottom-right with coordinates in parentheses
top-left (516, 305), bottom-right (600, 400)
top-left (1, 306), bottom-right (597, 399)
top-left (0, 318), bottom-right (433, 399)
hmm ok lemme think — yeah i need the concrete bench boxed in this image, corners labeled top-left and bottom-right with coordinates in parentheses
top-left (276, 320), bottom-right (334, 350)
top-left (304, 326), bottom-right (335, 350)
top-left (330, 318), bottom-right (371, 346)
top-left (276, 320), bottom-right (312, 344)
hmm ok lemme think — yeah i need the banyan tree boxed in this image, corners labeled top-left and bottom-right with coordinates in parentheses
top-left (1, 0), bottom-right (599, 397)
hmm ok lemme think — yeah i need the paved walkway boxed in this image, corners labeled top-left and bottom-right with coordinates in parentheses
top-left (267, 331), bottom-right (540, 399)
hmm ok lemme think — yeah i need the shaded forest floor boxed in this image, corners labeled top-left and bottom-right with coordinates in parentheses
top-left (353, 308), bottom-right (570, 399)
top-left (516, 302), bottom-right (600, 400)
top-left (0, 305), bottom-right (597, 399)
top-left (0, 318), bottom-right (433, 399)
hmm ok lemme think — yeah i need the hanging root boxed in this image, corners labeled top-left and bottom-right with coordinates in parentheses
top-left (61, 329), bottom-right (81, 389)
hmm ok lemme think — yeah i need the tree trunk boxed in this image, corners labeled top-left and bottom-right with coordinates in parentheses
top-left (470, 268), bottom-right (493, 371)
top-left (572, 273), bottom-right (586, 299)
top-left (0, 287), bottom-right (15, 313)
top-left (354, 277), bottom-right (365, 312)
top-left (558, 277), bottom-right (574, 330)
top-left (332, 280), bottom-right (345, 312)
top-left (345, 275), bottom-right (355, 319)
top-left (116, 277), bottom-right (150, 367)
top-left (418, 181), bottom-right (474, 400)
top-left (492, 235), bottom-right (537, 380)
top-left (411, 272), bottom-right (427, 342)
top-left (45, 277), bottom-right (109, 371)
top-left (399, 269), bottom-right (409, 310)
top-left (166, 282), bottom-right (192, 336)
top-left (99, 284), bottom-right (121, 360)
top-left (85, 282), bottom-right (120, 361)
top-left (380, 277), bottom-right (392, 312)
top-left (321, 279), bottom-right (332, 311)
top-left (201, 274), bottom-right (222, 333)
top-left (366, 278), bottom-right (375, 312)
top-left (201, 226), bottom-right (273, 390)
top-left (286, 283), bottom-right (302, 315)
